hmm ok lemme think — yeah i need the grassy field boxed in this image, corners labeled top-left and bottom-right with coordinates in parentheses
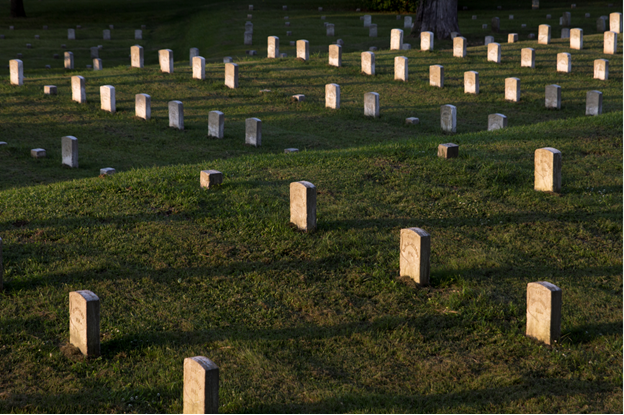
top-left (0, 0), bottom-right (622, 413)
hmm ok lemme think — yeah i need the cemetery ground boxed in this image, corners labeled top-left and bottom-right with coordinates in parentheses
top-left (0, 0), bottom-right (622, 412)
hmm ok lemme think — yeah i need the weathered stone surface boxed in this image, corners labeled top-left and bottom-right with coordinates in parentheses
top-left (484, 35), bottom-right (494, 45)
top-left (99, 85), bottom-right (115, 113)
top-left (394, 56), bottom-right (408, 81)
top-left (245, 118), bottom-right (261, 147)
top-left (400, 228), bottom-right (430, 285)
top-left (290, 181), bottom-right (317, 232)
top-left (328, 44), bottom-right (341, 67)
top-left (505, 77), bottom-right (520, 102)
top-left (438, 143), bottom-right (459, 158)
top-left (72, 76), bottom-right (86, 103)
top-left (508, 33), bottom-right (518, 43)
top-left (361, 51), bottom-right (375, 75)
top-left (453, 36), bottom-right (467, 57)
top-left (594, 59), bottom-right (609, 80)
top-left (90, 46), bottom-right (99, 59)
top-left (538, 24), bottom-right (551, 44)
top-left (44, 85), bottom-right (57, 95)
top-left (597, 16), bottom-right (607, 32)
top-left (296, 39), bottom-right (309, 60)
top-left (545, 84), bottom-right (561, 109)
top-left (488, 113), bottom-right (507, 131)
top-left (61, 135), bottom-right (78, 168)
top-left (131, 45), bottom-right (144, 68)
top-left (244, 31), bottom-right (253, 45)
top-left (208, 111), bottom-right (224, 138)
top-left (561, 28), bottom-right (570, 38)
top-left (93, 58), bottom-right (102, 70)
top-left (586, 90), bottom-right (602, 116)
top-left (159, 49), bottom-right (174, 73)
top-left (168, 100), bottom-right (184, 130)
top-left (557, 52), bottom-right (571, 73)
top-left (325, 83), bottom-right (340, 109)
top-left (267, 36), bottom-right (279, 58)
top-left (610, 12), bottom-right (622, 33)
top-left (404, 16), bottom-right (412, 29)
top-left (135, 29), bottom-right (142, 40)
top-left (369, 24), bottom-right (377, 37)
top-left (100, 167), bottom-right (116, 175)
top-left (487, 42), bottom-right (501, 63)
top-left (364, 92), bottom-right (380, 118)
top-left (69, 290), bottom-right (100, 356)
top-left (363, 15), bottom-right (371, 27)
top-left (521, 48), bottom-right (535, 68)
top-left (405, 117), bottom-right (419, 124)
top-left (67, 28), bottom-right (76, 40)
top-left (440, 105), bottom-right (456, 132)
top-left (200, 170), bottom-right (223, 189)
top-left (604, 31), bottom-right (617, 54)
top-left (189, 47), bottom-right (199, 67)
top-left (430, 65), bottom-right (443, 88)
top-left (183, 356), bottom-right (219, 414)
top-left (464, 71), bottom-right (479, 94)
top-left (421, 31), bottom-right (433, 51)
top-left (225, 63), bottom-right (238, 89)
top-left (326, 24), bottom-right (334, 36)
top-left (534, 147), bottom-right (562, 192)
top-left (526, 282), bottom-right (562, 345)
top-left (492, 16), bottom-right (500, 32)
top-left (9, 59), bottom-right (23, 86)
top-left (192, 56), bottom-right (205, 80)
top-left (136, 94), bottom-right (151, 120)
top-left (291, 94), bottom-right (305, 102)
top-left (390, 28), bottom-right (403, 50)
top-left (103, 29), bottom-right (111, 40)
top-left (64, 51), bottom-right (74, 69)
top-left (570, 28), bottom-right (583, 49)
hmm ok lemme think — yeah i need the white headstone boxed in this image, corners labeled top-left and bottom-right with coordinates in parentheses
top-left (208, 111), bottom-right (224, 138)
top-left (135, 29), bottom-right (142, 40)
top-left (464, 71), bottom-right (478, 94)
top-left (296, 39), bottom-right (309, 60)
top-left (103, 29), bottom-right (111, 40)
top-left (267, 36), bottom-right (279, 58)
top-left (361, 51), bottom-right (375, 75)
top-left (363, 92), bottom-right (380, 117)
top-left (538, 24), bottom-right (551, 44)
top-left (192, 56), bottom-right (205, 80)
top-left (604, 31), bottom-right (617, 54)
top-left (487, 42), bottom-right (501, 63)
top-left (69, 290), bottom-right (100, 356)
top-left (505, 77), bottom-right (520, 102)
top-left (610, 12), bottom-right (622, 33)
top-left (9, 59), bottom-right (23, 86)
top-left (400, 228), bottom-right (430, 285)
top-left (586, 90), bottom-right (602, 116)
top-left (404, 16), bottom-right (412, 29)
top-left (135, 93), bottom-right (151, 120)
top-left (534, 149), bottom-right (562, 193)
top-left (453, 36), bottom-right (467, 58)
top-left (131, 45), bottom-right (144, 68)
top-left (394, 56), bottom-right (408, 81)
top-left (545, 84), bottom-right (561, 110)
top-left (189, 47), bottom-right (199, 67)
top-left (225, 63), bottom-right (238, 89)
top-left (328, 44), bottom-right (341, 67)
top-left (440, 105), bottom-right (456, 132)
top-left (183, 356), bottom-right (219, 414)
top-left (71, 75), bottom-right (86, 103)
top-left (100, 85), bottom-right (116, 113)
top-left (64, 51), bottom-right (74, 69)
top-left (68, 28), bottom-right (75, 40)
top-left (290, 181), bottom-right (317, 231)
top-left (570, 28), bottom-right (583, 49)
top-left (325, 83), bottom-right (340, 109)
top-left (421, 31), bottom-right (434, 51)
top-left (245, 118), bottom-right (261, 147)
top-left (390, 29), bottom-right (403, 50)
top-left (521, 48), bottom-right (535, 68)
top-left (488, 114), bottom-right (507, 131)
top-left (159, 49), bottom-right (174, 73)
top-left (526, 282), bottom-right (562, 345)
top-left (62, 136), bottom-right (78, 168)
top-left (168, 100), bottom-right (184, 130)
top-left (594, 59), bottom-right (609, 80)
top-left (430, 64), bottom-right (443, 88)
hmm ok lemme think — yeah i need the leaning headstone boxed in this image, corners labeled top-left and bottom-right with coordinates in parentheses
top-left (508, 33), bottom-right (518, 43)
top-left (610, 12), bottom-right (622, 33)
top-left (526, 282), bottom-right (562, 345)
top-left (290, 181), bottom-right (317, 231)
top-left (93, 58), bottom-right (103, 70)
top-left (430, 65), bottom-right (444, 88)
top-left (440, 105), bottom-right (456, 132)
top-left (131, 45), bottom-right (144, 68)
top-left (597, 17), bottom-right (607, 32)
top-left (570, 28), bottom-right (583, 49)
top-left (361, 51), bottom-right (375, 75)
top-left (404, 16), bottom-right (412, 29)
top-left (225, 63), bottom-right (238, 89)
top-left (369, 24), bottom-right (377, 37)
top-left (68, 28), bottom-right (75, 40)
top-left (488, 42), bottom-right (501, 63)
top-left (267, 36), bottom-right (279, 58)
top-left (363, 15), bottom-right (371, 27)
top-left (64, 51), bottom-right (74, 69)
top-left (390, 28), bottom-right (403, 50)
top-left (604, 31), bottom-right (617, 54)
top-left (192, 56), bottom-right (205, 80)
top-left (168, 101), bottom-right (184, 130)
top-left (9, 59), bottom-right (23, 86)
top-left (505, 77), bottom-right (520, 102)
top-left (364, 92), bottom-right (380, 117)
top-left (159, 49), bottom-right (174, 73)
top-left (438, 143), bottom-right (459, 158)
top-left (208, 111), bottom-right (224, 138)
top-left (328, 44), bottom-right (341, 67)
top-left (71, 75), bottom-right (86, 103)
top-left (545, 84), bottom-right (561, 109)
top-left (245, 118), bottom-right (261, 147)
top-left (561, 28), bottom-right (570, 38)
top-left (136, 93), bottom-right (151, 120)
top-left (492, 17), bottom-right (500, 32)
top-left (31, 148), bottom-right (46, 158)
top-left (103, 29), bottom-right (111, 40)
top-left (521, 48), bottom-right (535, 68)
top-left (135, 29), bottom-right (142, 40)
top-left (200, 171), bottom-right (223, 189)
top-left (100, 85), bottom-right (115, 113)
top-left (90, 46), bottom-right (99, 59)
top-left (183, 356), bottom-right (219, 414)
top-left (189, 47), bottom-right (199, 67)
top-left (453, 36), bottom-right (467, 57)
top-left (538, 24), bottom-right (551, 44)
top-left (464, 71), bottom-right (479, 94)
top-left (484, 35), bottom-right (494, 45)
top-left (557, 52), bottom-right (571, 73)
top-left (488, 114), bottom-right (507, 131)
top-left (594, 59), bottom-right (609, 80)
top-left (326, 24), bottom-right (334, 36)
top-left (399, 228), bottom-right (430, 285)
top-left (62, 136), bottom-right (78, 167)
top-left (244, 31), bottom-right (253, 45)
top-left (69, 290), bottom-right (100, 356)
top-left (44, 85), bottom-right (57, 95)
top-left (534, 148), bottom-right (562, 192)
top-left (296, 39), bottom-right (309, 60)
top-left (586, 90), bottom-right (602, 116)
top-left (325, 84), bottom-right (340, 109)
top-left (100, 168), bottom-right (116, 175)
top-left (394, 56), bottom-right (408, 81)
top-left (421, 31), bottom-right (434, 51)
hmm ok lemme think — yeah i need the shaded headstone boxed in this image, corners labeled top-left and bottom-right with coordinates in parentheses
top-left (64, 51), bottom-right (74, 69)
top-left (71, 75), bottom-right (86, 103)
top-left (244, 31), bottom-right (253, 45)
top-left (484, 35), bottom-right (494, 45)
top-left (394, 56), bottom-right (408, 81)
top-left (597, 17), bottom-right (607, 32)
top-left (326, 84), bottom-right (340, 109)
top-left (369, 24), bottom-right (377, 37)
top-left (401, 43), bottom-right (411, 50)
top-left (492, 17), bottom-right (500, 32)
top-left (399, 228), bottom-right (430, 285)
top-left (453, 36), bottom-right (467, 57)
top-left (430, 65), bottom-right (444, 88)
top-left (135, 93), bottom-right (151, 120)
top-left (68, 28), bottom-right (75, 40)
top-left (326, 24), bottom-right (334, 36)
top-left (159, 49), bottom-right (174, 73)
top-left (464, 71), bottom-right (479, 94)
top-left (9, 59), bottom-right (23, 86)
top-left (90, 46), bottom-right (99, 59)
top-left (421, 31), bottom-right (433, 51)
top-left (440, 105), bottom-right (456, 132)
top-left (208, 111), bottom-right (224, 138)
top-left (328, 44), bottom-right (341, 67)
top-left (245, 118), bottom-right (261, 147)
top-left (69, 290), bottom-right (100, 356)
top-left (557, 52), bottom-right (571, 73)
top-left (44, 85), bottom-right (57, 95)
top-left (183, 356), bottom-right (219, 414)
top-left (193, 56), bottom-right (205, 80)
top-left (31, 148), bottom-right (46, 158)
top-left (534, 148), bottom-right (562, 192)
top-left (361, 51), bottom-right (375, 75)
top-left (561, 28), bottom-right (570, 38)
top-left (390, 28), bottom-right (403, 50)
top-left (586, 90), bottom-right (602, 116)
top-left (364, 92), bottom-right (380, 117)
top-left (508, 33), bottom-right (518, 43)
top-left (562, 12), bottom-right (571, 26)
top-left (131, 45), bottom-right (144, 68)
top-left (135, 29), bottom-right (142, 40)
top-left (538, 24), bottom-right (551, 44)
top-left (604, 31), bottom-right (617, 54)
top-left (570, 28), bottom-right (583, 49)
top-left (189, 47), bottom-right (199, 67)
top-left (290, 181), bottom-right (317, 232)
top-left (225, 63), bottom-right (238, 89)
top-left (594, 59), bottom-right (609, 80)
top-left (405, 117), bottom-right (419, 124)
top-left (521, 48), bottom-right (535, 68)
top-left (267, 36), bottom-right (279, 58)
top-left (296, 39), bottom-right (309, 60)
top-left (545, 84), bottom-right (561, 110)
top-left (438, 143), bottom-right (459, 158)
top-left (488, 42), bottom-right (501, 63)
top-left (100, 85), bottom-right (115, 113)
top-left (284, 148), bottom-right (299, 154)
top-left (223, 57), bottom-right (232, 63)
top-left (404, 16), bottom-right (412, 29)
top-left (291, 94), bottom-right (305, 102)
top-left (93, 58), bottom-right (102, 70)
top-left (488, 113), bottom-right (507, 131)
top-left (103, 29), bottom-right (111, 40)
top-left (526, 282), bottom-right (562, 345)
top-left (200, 171), bottom-right (223, 189)
top-left (363, 15), bottom-right (371, 27)
top-left (168, 100), bottom-right (184, 130)
top-left (62, 136), bottom-right (78, 167)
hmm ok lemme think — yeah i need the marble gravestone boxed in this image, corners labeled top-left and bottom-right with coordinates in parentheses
top-left (183, 356), bottom-right (219, 414)
top-left (169, 101), bottom-right (184, 130)
top-left (135, 93), bottom-right (151, 120)
top-left (69, 290), bottom-right (100, 356)
top-left (62, 136), bottom-right (78, 168)
top-left (526, 282), bottom-right (562, 345)
top-left (534, 147), bottom-right (562, 192)
top-left (325, 84), bottom-right (340, 109)
top-left (399, 228), bottom-right (431, 285)
top-left (245, 118), bottom-right (261, 147)
top-left (290, 181), bottom-right (317, 232)
top-left (394, 56), bottom-right (408, 81)
top-left (208, 111), bottom-right (224, 138)
top-left (440, 105), bottom-right (456, 132)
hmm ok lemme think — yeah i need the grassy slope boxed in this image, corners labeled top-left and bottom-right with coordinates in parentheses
top-left (0, 0), bottom-right (622, 413)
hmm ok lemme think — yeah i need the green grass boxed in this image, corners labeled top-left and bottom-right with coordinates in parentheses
top-left (0, 0), bottom-right (622, 413)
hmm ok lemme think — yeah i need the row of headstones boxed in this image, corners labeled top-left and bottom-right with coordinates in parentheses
top-left (67, 26), bottom-right (145, 40)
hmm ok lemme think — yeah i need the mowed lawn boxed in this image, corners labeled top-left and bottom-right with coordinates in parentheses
top-left (0, 0), bottom-right (622, 413)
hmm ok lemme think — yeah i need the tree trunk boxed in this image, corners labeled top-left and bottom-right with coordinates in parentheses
top-left (410, 0), bottom-right (459, 40)
top-left (10, 0), bottom-right (27, 18)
